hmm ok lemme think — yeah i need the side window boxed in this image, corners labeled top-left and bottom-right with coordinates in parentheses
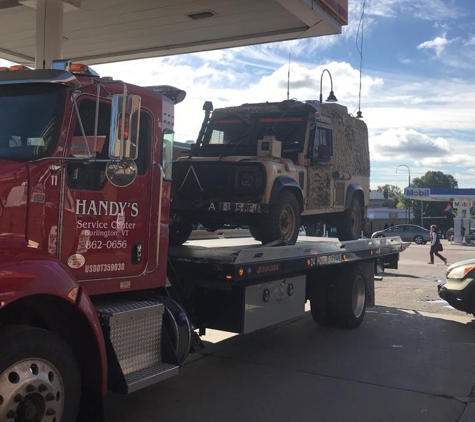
top-left (314, 126), bottom-right (333, 158)
top-left (162, 131), bottom-right (173, 180)
top-left (66, 99), bottom-right (111, 191)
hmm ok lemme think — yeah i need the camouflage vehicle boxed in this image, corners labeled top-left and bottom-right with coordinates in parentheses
top-left (170, 99), bottom-right (369, 245)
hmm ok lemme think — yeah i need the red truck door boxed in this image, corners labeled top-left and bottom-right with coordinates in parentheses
top-left (59, 96), bottom-right (155, 286)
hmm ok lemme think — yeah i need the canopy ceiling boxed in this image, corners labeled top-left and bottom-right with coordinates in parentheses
top-left (0, 0), bottom-right (347, 66)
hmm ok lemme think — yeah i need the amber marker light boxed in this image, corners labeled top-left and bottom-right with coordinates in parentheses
top-left (307, 259), bottom-right (311, 266)
top-left (10, 65), bottom-right (30, 71)
top-left (67, 287), bottom-right (79, 303)
top-left (69, 63), bottom-right (89, 73)
top-left (225, 275), bottom-right (233, 281)
top-left (238, 268), bottom-right (244, 277)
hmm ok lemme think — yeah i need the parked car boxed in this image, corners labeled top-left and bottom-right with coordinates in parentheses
top-left (438, 258), bottom-right (475, 314)
top-left (445, 227), bottom-right (475, 241)
top-left (371, 224), bottom-right (430, 244)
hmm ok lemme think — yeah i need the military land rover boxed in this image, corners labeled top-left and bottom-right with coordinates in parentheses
top-left (170, 99), bottom-right (369, 245)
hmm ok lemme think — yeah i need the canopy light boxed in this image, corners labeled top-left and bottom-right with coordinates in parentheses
top-left (187, 11), bottom-right (215, 20)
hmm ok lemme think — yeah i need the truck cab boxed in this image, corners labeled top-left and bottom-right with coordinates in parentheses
top-left (170, 99), bottom-right (369, 245)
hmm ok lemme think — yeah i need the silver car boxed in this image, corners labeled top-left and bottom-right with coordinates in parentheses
top-left (371, 224), bottom-right (430, 244)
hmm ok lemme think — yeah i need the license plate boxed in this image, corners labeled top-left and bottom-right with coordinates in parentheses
top-left (210, 202), bottom-right (261, 213)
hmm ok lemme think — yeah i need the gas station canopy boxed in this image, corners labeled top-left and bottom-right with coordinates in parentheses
top-left (0, 0), bottom-right (348, 68)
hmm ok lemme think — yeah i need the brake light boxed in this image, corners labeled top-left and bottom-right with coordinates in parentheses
top-left (0, 67), bottom-right (9, 71)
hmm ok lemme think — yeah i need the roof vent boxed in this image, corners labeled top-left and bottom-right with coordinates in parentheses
top-left (187, 11), bottom-right (216, 20)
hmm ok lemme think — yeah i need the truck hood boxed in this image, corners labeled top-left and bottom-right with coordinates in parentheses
top-left (0, 159), bottom-right (28, 243)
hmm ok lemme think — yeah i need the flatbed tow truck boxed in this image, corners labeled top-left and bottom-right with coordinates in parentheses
top-left (0, 61), bottom-right (408, 422)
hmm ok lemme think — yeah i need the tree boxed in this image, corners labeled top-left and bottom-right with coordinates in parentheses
top-left (376, 184), bottom-right (403, 207)
top-left (408, 171), bottom-right (458, 229)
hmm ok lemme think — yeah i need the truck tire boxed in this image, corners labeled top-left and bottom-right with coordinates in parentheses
top-left (261, 190), bottom-right (300, 245)
top-left (169, 219), bottom-right (193, 246)
top-left (0, 325), bottom-right (81, 422)
top-left (308, 276), bottom-right (334, 326)
top-left (337, 196), bottom-right (362, 241)
top-left (328, 265), bottom-right (367, 329)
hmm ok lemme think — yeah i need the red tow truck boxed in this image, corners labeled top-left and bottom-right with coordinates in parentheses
top-left (0, 61), bottom-right (407, 422)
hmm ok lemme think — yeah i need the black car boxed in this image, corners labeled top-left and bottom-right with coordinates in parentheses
top-left (438, 258), bottom-right (475, 314)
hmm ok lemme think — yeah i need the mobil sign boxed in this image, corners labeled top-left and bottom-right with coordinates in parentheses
top-left (404, 188), bottom-right (431, 198)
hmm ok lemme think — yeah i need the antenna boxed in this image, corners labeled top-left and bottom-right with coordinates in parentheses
top-left (356, 1), bottom-right (365, 119)
top-left (287, 53), bottom-right (291, 100)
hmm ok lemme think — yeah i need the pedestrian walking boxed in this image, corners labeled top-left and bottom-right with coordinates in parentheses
top-left (428, 224), bottom-right (447, 265)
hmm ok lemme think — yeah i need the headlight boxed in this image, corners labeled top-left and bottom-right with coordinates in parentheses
top-left (446, 265), bottom-right (475, 280)
top-left (239, 171), bottom-right (255, 188)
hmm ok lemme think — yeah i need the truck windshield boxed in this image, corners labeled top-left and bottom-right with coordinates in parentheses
top-left (0, 83), bottom-right (66, 161)
top-left (201, 113), bottom-right (307, 157)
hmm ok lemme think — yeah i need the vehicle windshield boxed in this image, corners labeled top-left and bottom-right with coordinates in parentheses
top-left (0, 83), bottom-right (66, 161)
top-left (200, 112), bottom-right (307, 158)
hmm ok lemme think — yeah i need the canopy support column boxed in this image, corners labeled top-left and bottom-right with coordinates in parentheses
top-left (35, 0), bottom-right (64, 69)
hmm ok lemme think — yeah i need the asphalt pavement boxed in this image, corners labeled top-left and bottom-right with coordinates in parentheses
top-left (104, 238), bottom-right (475, 422)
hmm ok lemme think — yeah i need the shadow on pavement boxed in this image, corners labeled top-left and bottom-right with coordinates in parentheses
top-left (104, 307), bottom-right (475, 422)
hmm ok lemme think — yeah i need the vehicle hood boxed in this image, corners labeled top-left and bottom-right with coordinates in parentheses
top-left (446, 258), bottom-right (475, 274)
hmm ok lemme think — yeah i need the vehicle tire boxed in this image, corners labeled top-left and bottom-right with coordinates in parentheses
top-left (249, 224), bottom-right (264, 241)
top-left (327, 265), bottom-right (367, 329)
top-left (0, 325), bottom-right (81, 422)
top-left (169, 219), bottom-right (194, 246)
top-left (337, 196), bottom-right (362, 241)
top-left (260, 190), bottom-right (300, 245)
top-left (308, 272), bottom-right (334, 326)
top-left (413, 235), bottom-right (424, 245)
top-left (158, 297), bottom-right (192, 364)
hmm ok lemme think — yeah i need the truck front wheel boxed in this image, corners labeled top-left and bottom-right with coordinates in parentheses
top-left (0, 325), bottom-right (81, 422)
top-left (337, 196), bottom-right (362, 241)
top-left (261, 190), bottom-right (300, 245)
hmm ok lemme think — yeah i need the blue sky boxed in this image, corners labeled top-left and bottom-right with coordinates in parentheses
top-left (3, 0), bottom-right (474, 191)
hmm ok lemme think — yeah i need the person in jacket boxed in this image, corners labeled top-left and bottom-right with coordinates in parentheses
top-left (428, 224), bottom-right (447, 265)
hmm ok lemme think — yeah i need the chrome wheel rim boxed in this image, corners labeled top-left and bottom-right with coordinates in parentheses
top-left (352, 275), bottom-right (366, 318)
top-left (0, 358), bottom-right (64, 422)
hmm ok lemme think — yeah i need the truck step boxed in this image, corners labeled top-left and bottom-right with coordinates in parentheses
top-left (95, 299), bottom-right (179, 394)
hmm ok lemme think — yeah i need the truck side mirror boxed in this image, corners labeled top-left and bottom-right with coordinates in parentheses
top-left (109, 94), bottom-right (141, 161)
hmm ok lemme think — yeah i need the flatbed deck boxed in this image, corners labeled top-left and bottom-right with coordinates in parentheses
top-left (168, 236), bottom-right (409, 283)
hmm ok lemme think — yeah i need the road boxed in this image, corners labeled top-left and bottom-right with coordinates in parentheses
top-left (104, 238), bottom-right (475, 422)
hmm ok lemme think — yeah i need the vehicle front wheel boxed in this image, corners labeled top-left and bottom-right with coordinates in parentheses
top-left (169, 219), bottom-right (194, 246)
top-left (414, 235), bottom-right (424, 244)
top-left (337, 196), bottom-right (362, 241)
top-left (0, 325), bottom-right (81, 422)
top-left (260, 190), bottom-right (301, 245)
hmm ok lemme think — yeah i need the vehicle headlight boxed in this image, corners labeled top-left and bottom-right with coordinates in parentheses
top-left (239, 171), bottom-right (255, 188)
top-left (446, 265), bottom-right (475, 280)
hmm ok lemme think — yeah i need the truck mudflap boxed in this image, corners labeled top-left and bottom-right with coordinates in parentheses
top-left (95, 300), bottom-right (179, 395)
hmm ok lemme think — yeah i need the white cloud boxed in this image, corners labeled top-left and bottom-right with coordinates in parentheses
top-left (417, 35), bottom-right (450, 56)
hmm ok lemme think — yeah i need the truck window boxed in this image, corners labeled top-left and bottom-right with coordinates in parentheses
top-left (66, 99), bottom-right (150, 190)
top-left (0, 83), bottom-right (65, 161)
